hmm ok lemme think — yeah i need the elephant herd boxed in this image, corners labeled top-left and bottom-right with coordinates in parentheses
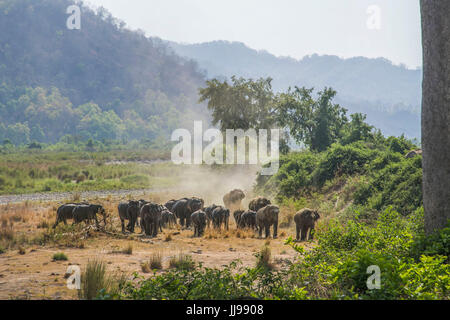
top-left (53, 202), bottom-right (106, 229)
top-left (53, 190), bottom-right (321, 241)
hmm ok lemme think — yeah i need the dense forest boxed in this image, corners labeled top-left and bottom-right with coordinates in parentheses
top-left (0, 0), bottom-right (207, 145)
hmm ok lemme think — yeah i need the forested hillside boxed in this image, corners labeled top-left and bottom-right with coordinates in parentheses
top-left (0, 0), bottom-right (206, 145)
top-left (169, 40), bottom-right (421, 139)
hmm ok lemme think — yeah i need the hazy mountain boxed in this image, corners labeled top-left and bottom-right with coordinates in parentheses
top-left (0, 0), bottom-right (207, 144)
top-left (168, 40), bottom-right (421, 139)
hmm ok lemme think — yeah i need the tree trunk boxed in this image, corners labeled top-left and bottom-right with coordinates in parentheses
top-left (420, 0), bottom-right (450, 234)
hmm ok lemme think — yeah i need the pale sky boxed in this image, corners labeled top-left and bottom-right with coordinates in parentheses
top-left (85, 0), bottom-right (422, 69)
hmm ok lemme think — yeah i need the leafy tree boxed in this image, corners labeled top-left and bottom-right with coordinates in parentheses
top-left (199, 76), bottom-right (276, 131)
top-left (276, 87), bottom-right (348, 151)
top-left (340, 113), bottom-right (374, 145)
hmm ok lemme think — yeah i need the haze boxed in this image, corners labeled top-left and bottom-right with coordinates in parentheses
top-left (85, 0), bottom-right (422, 69)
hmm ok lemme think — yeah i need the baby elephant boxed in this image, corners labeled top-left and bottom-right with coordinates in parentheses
top-left (191, 210), bottom-right (207, 237)
top-left (256, 205), bottom-right (279, 239)
top-left (294, 208), bottom-right (320, 241)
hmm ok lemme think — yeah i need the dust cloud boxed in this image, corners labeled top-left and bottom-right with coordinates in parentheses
top-left (156, 164), bottom-right (262, 208)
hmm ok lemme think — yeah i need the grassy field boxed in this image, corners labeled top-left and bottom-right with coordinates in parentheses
top-left (0, 149), bottom-right (180, 194)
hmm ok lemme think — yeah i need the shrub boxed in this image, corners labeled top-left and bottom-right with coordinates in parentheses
top-left (52, 252), bottom-right (68, 261)
top-left (355, 157), bottom-right (422, 215)
top-left (312, 143), bottom-right (377, 187)
top-left (169, 253), bottom-right (195, 271)
top-left (409, 221), bottom-right (450, 262)
top-left (113, 261), bottom-right (306, 300)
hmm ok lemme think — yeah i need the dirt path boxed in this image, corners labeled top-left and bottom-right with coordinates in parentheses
top-left (0, 188), bottom-right (173, 205)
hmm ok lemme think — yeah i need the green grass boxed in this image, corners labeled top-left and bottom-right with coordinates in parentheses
top-left (52, 252), bottom-right (68, 261)
top-left (78, 259), bottom-right (126, 300)
top-left (0, 149), bottom-right (180, 194)
top-left (169, 253), bottom-right (195, 271)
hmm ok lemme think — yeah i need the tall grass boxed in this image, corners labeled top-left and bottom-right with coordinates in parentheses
top-left (169, 253), bottom-right (195, 271)
top-left (255, 244), bottom-right (274, 271)
top-left (78, 259), bottom-right (126, 300)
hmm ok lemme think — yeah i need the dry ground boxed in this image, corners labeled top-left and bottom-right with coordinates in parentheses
top-left (0, 189), bottom-right (314, 300)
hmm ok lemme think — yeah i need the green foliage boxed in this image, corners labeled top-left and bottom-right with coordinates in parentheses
top-left (0, 0), bottom-right (207, 145)
top-left (312, 142), bottom-right (378, 187)
top-left (410, 221), bottom-right (450, 261)
top-left (276, 87), bottom-right (348, 151)
top-left (340, 113), bottom-right (375, 145)
top-left (0, 149), bottom-right (177, 194)
top-left (256, 151), bottom-right (319, 198)
top-left (355, 156), bottom-right (422, 215)
top-left (286, 208), bottom-right (449, 300)
top-left (52, 252), bottom-right (68, 261)
top-left (199, 76), bottom-right (276, 131)
top-left (113, 261), bottom-right (308, 300)
top-left (256, 132), bottom-right (421, 216)
top-left (169, 253), bottom-right (196, 271)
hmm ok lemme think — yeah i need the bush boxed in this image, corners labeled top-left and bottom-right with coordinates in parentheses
top-left (52, 252), bottom-right (68, 261)
top-left (355, 157), bottom-right (422, 215)
top-left (114, 260), bottom-right (307, 300)
top-left (410, 221), bottom-right (450, 262)
top-left (312, 143), bottom-right (378, 187)
top-left (169, 253), bottom-right (195, 271)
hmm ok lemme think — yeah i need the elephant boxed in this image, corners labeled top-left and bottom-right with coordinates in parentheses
top-left (204, 204), bottom-right (220, 228)
top-left (161, 209), bottom-right (177, 229)
top-left (118, 200), bottom-right (140, 233)
top-left (239, 210), bottom-right (257, 229)
top-left (248, 197), bottom-right (271, 212)
top-left (164, 199), bottom-right (178, 212)
top-left (256, 205), bottom-right (279, 238)
top-left (211, 206), bottom-right (230, 230)
top-left (172, 197), bottom-right (204, 228)
top-left (294, 208), bottom-right (320, 241)
top-left (191, 210), bottom-right (207, 237)
top-left (72, 204), bottom-right (106, 228)
top-left (140, 203), bottom-right (163, 237)
top-left (53, 202), bottom-right (88, 228)
top-left (137, 200), bottom-right (151, 231)
top-left (233, 210), bottom-right (244, 228)
top-left (223, 189), bottom-right (245, 212)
